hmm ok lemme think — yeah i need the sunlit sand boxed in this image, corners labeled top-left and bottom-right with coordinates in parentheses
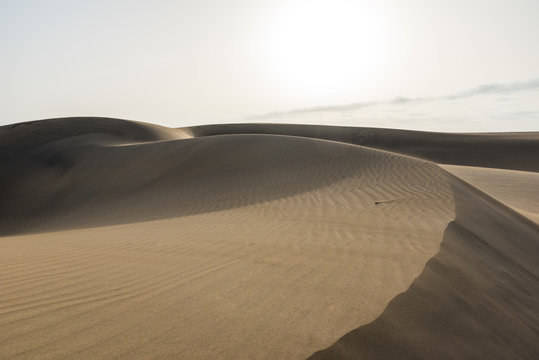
top-left (1, 118), bottom-right (537, 359)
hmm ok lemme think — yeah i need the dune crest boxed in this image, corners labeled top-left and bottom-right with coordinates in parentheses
top-left (310, 175), bottom-right (539, 359)
top-left (0, 118), bottom-right (537, 359)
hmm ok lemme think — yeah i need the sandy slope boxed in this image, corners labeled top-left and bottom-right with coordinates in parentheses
top-left (310, 175), bottom-right (539, 359)
top-left (441, 165), bottom-right (539, 223)
top-left (188, 123), bottom-right (539, 172)
top-left (0, 118), bottom-right (538, 359)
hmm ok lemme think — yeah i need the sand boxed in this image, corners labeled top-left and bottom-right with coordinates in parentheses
top-left (0, 117), bottom-right (537, 359)
top-left (441, 165), bottom-right (539, 223)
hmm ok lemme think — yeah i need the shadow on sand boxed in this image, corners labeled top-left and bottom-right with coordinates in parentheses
top-left (308, 176), bottom-right (539, 360)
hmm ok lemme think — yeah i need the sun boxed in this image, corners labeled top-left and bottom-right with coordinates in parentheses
top-left (265, 0), bottom-right (389, 97)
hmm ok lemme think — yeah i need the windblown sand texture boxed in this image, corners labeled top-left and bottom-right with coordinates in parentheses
top-left (1, 118), bottom-right (538, 359)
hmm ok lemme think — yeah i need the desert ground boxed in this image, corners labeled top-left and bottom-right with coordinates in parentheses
top-left (0, 117), bottom-right (538, 359)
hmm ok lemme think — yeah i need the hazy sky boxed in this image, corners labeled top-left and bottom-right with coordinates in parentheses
top-left (1, 0), bottom-right (538, 131)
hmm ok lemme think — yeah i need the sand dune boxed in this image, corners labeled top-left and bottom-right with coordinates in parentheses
top-left (441, 165), bottom-right (539, 223)
top-left (0, 117), bottom-right (537, 359)
top-left (189, 123), bottom-right (539, 172)
top-left (310, 175), bottom-right (539, 359)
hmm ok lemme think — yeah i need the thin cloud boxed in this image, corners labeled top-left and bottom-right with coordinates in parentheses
top-left (445, 78), bottom-right (539, 99)
top-left (245, 78), bottom-right (539, 120)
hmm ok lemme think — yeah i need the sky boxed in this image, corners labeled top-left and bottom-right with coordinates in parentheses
top-left (1, 0), bottom-right (538, 131)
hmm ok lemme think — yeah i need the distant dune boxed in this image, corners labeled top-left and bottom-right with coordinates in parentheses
top-left (0, 117), bottom-right (537, 359)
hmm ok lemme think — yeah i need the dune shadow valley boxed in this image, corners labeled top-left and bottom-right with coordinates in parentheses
top-left (0, 117), bottom-right (538, 360)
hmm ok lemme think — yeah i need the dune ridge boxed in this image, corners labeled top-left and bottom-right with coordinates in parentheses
top-left (188, 123), bottom-right (539, 172)
top-left (0, 117), bottom-right (537, 359)
top-left (441, 165), bottom-right (539, 223)
top-left (310, 173), bottom-right (539, 359)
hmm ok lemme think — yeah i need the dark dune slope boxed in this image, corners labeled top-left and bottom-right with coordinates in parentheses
top-left (188, 123), bottom-right (539, 172)
top-left (0, 117), bottom-right (186, 152)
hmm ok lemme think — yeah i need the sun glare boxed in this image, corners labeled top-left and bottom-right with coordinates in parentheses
top-left (266, 0), bottom-right (389, 97)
